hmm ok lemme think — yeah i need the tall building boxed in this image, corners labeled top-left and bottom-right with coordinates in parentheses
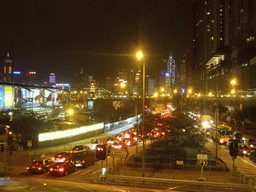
top-left (188, 0), bottom-right (256, 92)
top-left (165, 54), bottom-right (175, 95)
top-left (4, 50), bottom-right (13, 84)
top-left (49, 73), bottom-right (56, 87)
top-left (229, 0), bottom-right (256, 49)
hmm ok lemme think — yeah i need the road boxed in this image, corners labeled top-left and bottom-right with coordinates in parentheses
top-left (0, 177), bottom-right (175, 192)
top-left (205, 138), bottom-right (256, 178)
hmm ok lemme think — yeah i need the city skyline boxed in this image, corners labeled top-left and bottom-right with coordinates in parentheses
top-left (0, 0), bottom-right (188, 85)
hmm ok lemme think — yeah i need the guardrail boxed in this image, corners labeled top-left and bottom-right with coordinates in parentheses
top-left (102, 174), bottom-right (254, 190)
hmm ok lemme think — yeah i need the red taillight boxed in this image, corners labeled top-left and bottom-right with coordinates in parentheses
top-left (81, 161), bottom-right (85, 163)
top-left (59, 168), bottom-right (64, 172)
top-left (50, 168), bottom-right (53, 171)
top-left (70, 161), bottom-right (74, 163)
top-left (38, 167), bottom-right (42, 170)
top-left (63, 157), bottom-right (66, 161)
top-left (27, 167), bottom-right (29, 170)
top-left (52, 158), bottom-right (54, 161)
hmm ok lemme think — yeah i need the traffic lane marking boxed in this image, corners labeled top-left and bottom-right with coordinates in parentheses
top-left (220, 145), bottom-right (256, 169)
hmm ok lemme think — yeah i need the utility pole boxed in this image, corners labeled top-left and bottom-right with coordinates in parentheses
top-left (215, 82), bottom-right (219, 160)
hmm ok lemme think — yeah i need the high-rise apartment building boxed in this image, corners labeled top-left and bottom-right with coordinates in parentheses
top-left (188, 0), bottom-right (256, 91)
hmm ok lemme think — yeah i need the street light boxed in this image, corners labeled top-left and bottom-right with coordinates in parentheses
top-left (136, 51), bottom-right (145, 177)
top-left (173, 89), bottom-right (177, 94)
top-left (231, 79), bottom-right (237, 86)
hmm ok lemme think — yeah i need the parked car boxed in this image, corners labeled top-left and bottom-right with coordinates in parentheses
top-left (49, 162), bottom-right (76, 176)
top-left (52, 151), bottom-right (72, 163)
top-left (71, 150), bottom-right (96, 168)
top-left (27, 159), bottom-right (53, 174)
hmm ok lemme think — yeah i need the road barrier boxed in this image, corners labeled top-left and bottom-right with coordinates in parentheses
top-left (102, 174), bottom-right (254, 190)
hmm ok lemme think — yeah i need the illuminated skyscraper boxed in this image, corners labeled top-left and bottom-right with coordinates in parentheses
top-left (4, 50), bottom-right (13, 84)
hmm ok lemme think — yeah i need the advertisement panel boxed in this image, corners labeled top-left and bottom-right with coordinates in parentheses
top-left (5, 86), bottom-right (13, 107)
top-left (0, 86), bottom-right (5, 108)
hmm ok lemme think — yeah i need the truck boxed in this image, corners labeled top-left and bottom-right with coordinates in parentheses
top-left (211, 125), bottom-right (233, 144)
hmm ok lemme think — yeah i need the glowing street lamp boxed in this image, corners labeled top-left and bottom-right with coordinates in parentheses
top-left (68, 109), bottom-right (74, 115)
top-left (120, 83), bottom-right (126, 88)
top-left (188, 89), bottom-right (192, 94)
top-left (231, 79), bottom-right (237, 86)
top-left (137, 52), bottom-right (143, 59)
top-left (173, 89), bottom-right (177, 93)
top-left (161, 88), bottom-right (165, 92)
top-left (136, 51), bottom-right (145, 177)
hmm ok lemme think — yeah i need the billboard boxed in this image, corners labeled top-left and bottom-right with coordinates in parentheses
top-left (0, 86), bottom-right (5, 108)
top-left (5, 86), bottom-right (13, 107)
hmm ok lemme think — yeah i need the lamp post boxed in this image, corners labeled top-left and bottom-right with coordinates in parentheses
top-left (137, 51), bottom-right (145, 177)
top-left (230, 79), bottom-right (237, 122)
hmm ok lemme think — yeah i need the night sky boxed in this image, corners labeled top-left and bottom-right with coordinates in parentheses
top-left (0, 0), bottom-right (188, 85)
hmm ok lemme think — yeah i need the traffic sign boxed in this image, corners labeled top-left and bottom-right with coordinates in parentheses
top-left (197, 154), bottom-right (208, 160)
top-left (27, 140), bottom-right (32, 147)
top-left (110, 148), bottom-right (128, 158)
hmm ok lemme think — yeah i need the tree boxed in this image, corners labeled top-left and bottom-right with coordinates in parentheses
top-left (12, 117), bottom-right (44, 149)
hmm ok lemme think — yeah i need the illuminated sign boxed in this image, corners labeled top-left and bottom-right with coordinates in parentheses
top-left (0, 86), bottom-right (5, 108)
top-left (13, 71), bottom-right (21, 75)
top-left (5, 86), bottom-right (13, 107)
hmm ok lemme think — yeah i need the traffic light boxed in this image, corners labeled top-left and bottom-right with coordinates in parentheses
top-left (229, 142), bottom-right (238, 158)
top-left (96, 144), bottom-right (106, 160)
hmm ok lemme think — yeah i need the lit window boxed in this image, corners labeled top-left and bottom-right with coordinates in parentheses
top-left (207, 12), bottom-right (210, 15)
top-left (220, 38), bottom-right (223, 40)
top-left (241, 10), bottom-right (243, 12)
top-left (220, 9), bottom-right (223, 11)
top-left (207, 29), bottom-right (210, 32)
top-left (193, 39), bottom-right (195, 42)
top-left (211, 20), bottom-right (214, 23)
top-left (220, 21), bottom-right (222, 24)
top-left (211, 37), bottom-right (214, 40)
top-left (220, 14), bottom-right (222, 16)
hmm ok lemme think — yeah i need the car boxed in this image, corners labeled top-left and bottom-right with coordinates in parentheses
top-left (233, 132), bottom-right (243, 140)
top-left (71, 145), bottom-right (90, 153)
top-left (238, 143), bottom-right (253, 156)
top-left (248, 139), bottom-right (256, 148)
top-left (249, 150), bottom-right (256, 163)
top-left (27, 159), bottom-right (53, 174)
top-left (71, 150), bottom-right (96, 168)
top-left (49, 162), bottom-right (76, 176)
top-left (52, 151), bottom-right (72, 163)
top-left (87, 139), bottom-right (101, 151)
top-left (123, 138), bottom-right (135, 147)
top-left (111, 141), bottom-right (126, 149)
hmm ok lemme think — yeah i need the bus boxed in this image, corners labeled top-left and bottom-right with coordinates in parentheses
top-left (211, 124), bottom-right (233, 144)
